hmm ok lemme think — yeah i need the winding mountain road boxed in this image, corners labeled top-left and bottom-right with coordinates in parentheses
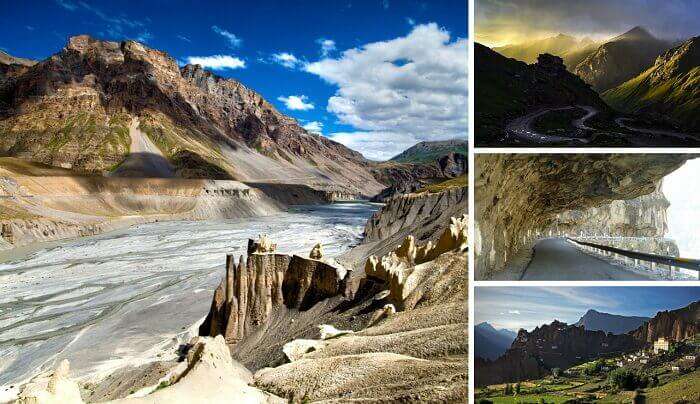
top-left (505, 106), bottom-right (597, 144)
top-left (520, 238), bottom-right (652, 280)
top-left (615, 118), bottom-right (692, 141)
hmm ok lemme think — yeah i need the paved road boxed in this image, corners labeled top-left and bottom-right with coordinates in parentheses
top-left (109, 118), bottom-right (175, 178)
top-left (505, 106), bottom-right (596, 144)
top-left (614, 118), bottom-right (693, 141)
top-left (520, 238), bottom-right (652, 280)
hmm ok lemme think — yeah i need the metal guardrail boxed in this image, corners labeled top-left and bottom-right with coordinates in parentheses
top-left (567, 237), bottom-right (700, 273)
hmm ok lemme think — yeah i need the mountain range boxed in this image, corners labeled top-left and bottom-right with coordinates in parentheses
top-left (474, 322), bottom-right (517, 360)
top-left (475, 300), bottom-right (700, 387)
top-left (574, 309), bottom-right (650, 335)
top-left (389, 139), bottom-right (466, 164)
top-left (0, 35), bottom-right (383, 196)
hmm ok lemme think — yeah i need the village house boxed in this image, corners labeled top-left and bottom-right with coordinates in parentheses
top-left (654, 337), bottom-right (670, 354)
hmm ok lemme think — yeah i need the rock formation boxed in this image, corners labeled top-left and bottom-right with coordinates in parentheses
top-left (476, 300), bottom-right (700, 387)
top-left (546, 183), bottom-right (680, 256)
top-left (16, 336), bottom-right (283, 403)
top-left (199, 236), bottom-right (350, 345)
top-left (475, 321), bottom-right (640, 386)
top-left (475, 154), bottom-right (692, 278)
top-left (17, 360), bottom-right (82, 404)
top-left (364, 214), bottom-right (467, 309)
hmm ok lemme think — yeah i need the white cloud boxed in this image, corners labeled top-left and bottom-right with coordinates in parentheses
top-left (177, 35), bottom-right (191, 43)
top-left (328, 131), bottom-right (420, 161)
top-left (302, 121), bottom-right (324, 134)
top-left (277, 95), bottom-right (314, 111)
top-left (271, 52), bottom-right (301, 68)
top-left (186, 55), bottom-right (246, 70)
top-left (316, 38), bottom-right (336, 56)
top-left (305, 23), bottom-right (467, 160)
top-left (406, 17), bottom-right (415, 26)
top-left (508, 310), bottom-right (521, 315)
top-left (55, 0), bottom-right (77, 11)
top-left (212, 25), bottom-right (242, 48)
top-left (134, 31), bottom-right (152, 43)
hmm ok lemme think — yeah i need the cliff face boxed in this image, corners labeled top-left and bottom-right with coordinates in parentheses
top-left (547, 183), bottom-right (679, 256)
top-left (475, 154), bottom-right (690, 278)
top-left (631, 301), bottom-right (700, 343)
top-left (0, 35), bottom-right (382, 196)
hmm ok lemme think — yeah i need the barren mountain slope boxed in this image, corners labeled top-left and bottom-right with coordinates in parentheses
top-left (0, 36), bottom-right (383, 197)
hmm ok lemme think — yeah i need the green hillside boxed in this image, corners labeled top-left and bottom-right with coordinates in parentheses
top-left (389, 139), bottom-right (466, 163)
top-left (603, 37), bottom-right (700, 131)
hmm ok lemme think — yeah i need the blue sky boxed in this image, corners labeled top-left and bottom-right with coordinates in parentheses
top-left (0, 0), bottom-right (468, 160)
top-left (476, 286), bottom-right (700, 332)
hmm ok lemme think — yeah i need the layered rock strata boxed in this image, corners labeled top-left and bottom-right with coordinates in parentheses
top-left (475, 154), bottom-right (692, 278)
top-left (199, 239), bottom-right (350, 345)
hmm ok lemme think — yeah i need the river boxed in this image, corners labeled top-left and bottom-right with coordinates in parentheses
top-left (0, 202), bottom-right (378, 389)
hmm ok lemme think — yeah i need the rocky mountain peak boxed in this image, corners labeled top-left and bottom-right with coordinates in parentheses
top-left (616, 26), bottom-right (655, 41)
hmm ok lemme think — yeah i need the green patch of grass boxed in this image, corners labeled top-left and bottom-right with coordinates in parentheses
top-left (415, 175), bottom-right (466, 194)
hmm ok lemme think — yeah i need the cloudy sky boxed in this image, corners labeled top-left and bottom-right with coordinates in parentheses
top-left (0, 0), bottom-right (467, 161)
top-left (663, 158), bottom-right (700, 259)
top-left (475, 287), bottom-right (700, 332)
top-left (476, 0), bottom-right (700, 47)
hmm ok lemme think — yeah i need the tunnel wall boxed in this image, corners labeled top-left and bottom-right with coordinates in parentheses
top-left (475, 154), bottom-right (691, 279)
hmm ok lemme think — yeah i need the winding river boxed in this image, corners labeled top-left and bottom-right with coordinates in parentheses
top-left (0, 202), bottom-right (378, 388)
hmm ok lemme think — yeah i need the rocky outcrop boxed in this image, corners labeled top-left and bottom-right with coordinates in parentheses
top-left (630, 301), bottom-right (700, 343)
top-left (364, 215), bottom-right (467, 309)
top-left (17, 360), bottom-right (82, 404)
top-left (475, 321), bottom-right (640, 386)
top-left (475, 154), bottom-right (691, 278)
top-left (253, 218), bottom-right (468, 402)
top-left (365, 186), bottom-right (466, 242)
top-left (546, 183), bottom-right (680, 256)
top-left (199, 238), bottom-right (350, 344)
top-left (16, 336), bottom-right (283, 403)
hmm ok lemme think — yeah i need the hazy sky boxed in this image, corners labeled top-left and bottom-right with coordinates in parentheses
top-left (475, 287), bottom-right (700, 332)
top-left (476, 0), bottom-right (700, 47)
top-left (664, 158), bottom-right (700, 259)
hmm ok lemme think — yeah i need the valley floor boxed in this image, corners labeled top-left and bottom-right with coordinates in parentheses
top-left (0, 203), bottom-right (377, 394)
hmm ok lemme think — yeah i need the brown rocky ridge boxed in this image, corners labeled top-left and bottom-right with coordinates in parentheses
top-left (476, 300), bottom-right (700, 387)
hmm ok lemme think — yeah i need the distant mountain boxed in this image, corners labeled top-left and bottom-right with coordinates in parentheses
top-left (389, 139), bottom-right (466, 164)
top-left (495, 34), bottom-right (599, 70)
top-left (603, 36), bottom-right (700, 131)
top-left (574, 26), bottom-right (671, 92)
top-left (575, 309), bottom-right (650, 334)
top-left (495, 34), bottom-right (579, 64)
top-left (475, 42), bottom-right (610, 144)
top-left (474, 322), bottom-right (517, 360)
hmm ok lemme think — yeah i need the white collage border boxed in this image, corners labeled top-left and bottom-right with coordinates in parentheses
top-left (465, 1), bottom-right (700, 402)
